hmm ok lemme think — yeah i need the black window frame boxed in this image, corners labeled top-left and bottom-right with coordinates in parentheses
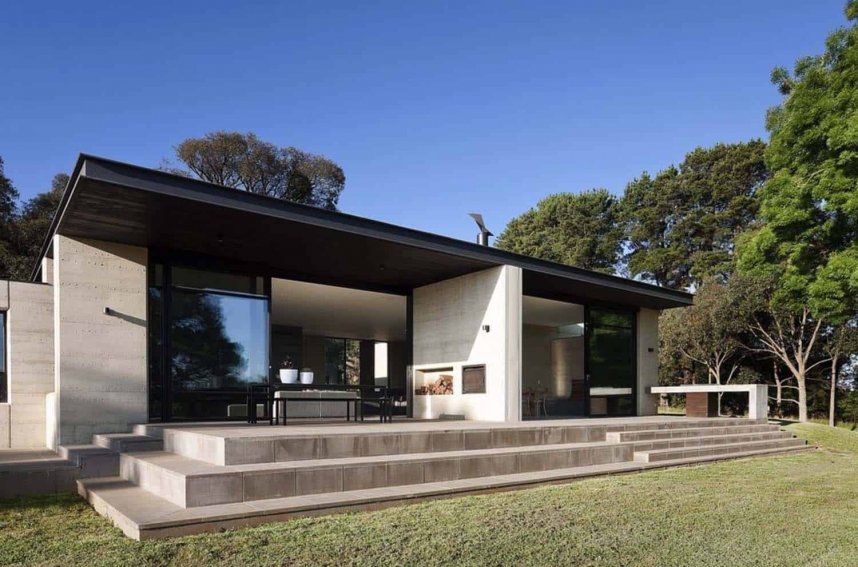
top-left (147, 256), bottom-right (272, 422)
top-left (0, 311), bottom-right (6, 404)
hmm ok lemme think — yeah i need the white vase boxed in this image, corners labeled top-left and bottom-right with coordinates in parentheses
top-left (299, 371), bottom-right (314, 385)
top-left (280, 369), bottom-right (298, 384)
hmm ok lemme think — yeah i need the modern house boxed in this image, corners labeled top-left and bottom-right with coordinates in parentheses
top-left (0, 155), bottom-right (808, 539)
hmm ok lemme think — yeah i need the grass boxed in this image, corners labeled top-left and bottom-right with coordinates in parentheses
top-left (807, 418), bottom-right (858, 432)
top-left (2, 424), bottom-right (858, 567)
top-left (656, 405), bottom-right (686, 415)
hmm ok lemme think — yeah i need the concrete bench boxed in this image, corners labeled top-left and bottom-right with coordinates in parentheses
top-left (649, 384), bottom-right (769, 420)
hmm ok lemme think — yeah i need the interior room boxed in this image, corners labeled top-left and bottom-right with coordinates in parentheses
top-left (521, 295), bottom-right (637, 419)
top-left (269, 279), bottom-right (408, 401)
top-left (521, 296), bottom-right (586, 419)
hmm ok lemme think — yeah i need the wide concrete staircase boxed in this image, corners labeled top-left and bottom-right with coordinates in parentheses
top-left (77, 418), bottom-right (810, 540)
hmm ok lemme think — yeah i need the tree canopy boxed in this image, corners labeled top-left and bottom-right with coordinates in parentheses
top-left (738, 3), bottom-right (858, 321)
top-left (495, 189), bottom-right (623, 273)
top-left (170, 131), bottom-right (346, 210)
top-left (0, 162), bottom-right (65, 281)
top-left (0, 158), bottom-right (20, 279)
top-left (622, 140), bottom-right (769, 289)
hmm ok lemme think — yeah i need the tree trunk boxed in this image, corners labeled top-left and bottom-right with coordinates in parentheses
top-left (773, 361), bottom-right (782, 419)
top-left (798, 375), bottom-right (808, 423)
top-left (829, 355), bottom-right (838, 428)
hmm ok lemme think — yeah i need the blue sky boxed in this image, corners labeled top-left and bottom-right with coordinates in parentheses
top-left (0, 1), bottom-right (847, 242)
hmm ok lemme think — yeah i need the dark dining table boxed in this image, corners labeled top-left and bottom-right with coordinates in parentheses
top-left (246, 382), bottom-right (392, 424)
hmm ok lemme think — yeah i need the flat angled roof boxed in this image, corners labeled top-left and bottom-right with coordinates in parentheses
top-left (33, 154), bottom-right (693, 309)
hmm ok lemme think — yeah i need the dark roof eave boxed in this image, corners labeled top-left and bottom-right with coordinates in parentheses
top-left (31, 154), bottom-right (693, 308)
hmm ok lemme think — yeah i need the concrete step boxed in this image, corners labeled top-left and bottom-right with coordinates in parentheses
top-left (80, 443), bottom-right (814, 541)
top-left (93, 433), bottom-right (163, 453)
top-left (58, 444), bottom-right (119, 478)
top-left (132, 418), bottom-right (766, 466)
top-left (0, 445), bottom-right (120, 499)
top-left (119, 441), bottom-right (633, 508)
top-left (633, 438), bottom-right (807, 463)
top-left (606, 424), bottom-right (781, 442)
top-left (628, 431), bottom-right (794, 452)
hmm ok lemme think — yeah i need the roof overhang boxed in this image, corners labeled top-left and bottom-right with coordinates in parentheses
top-left (33, 155), bottom-right (693, 309)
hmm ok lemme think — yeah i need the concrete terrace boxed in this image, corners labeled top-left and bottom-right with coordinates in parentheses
top-left (75, 416), bottom-right (811, 539)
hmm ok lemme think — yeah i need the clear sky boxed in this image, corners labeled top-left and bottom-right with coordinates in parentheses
top-left (0, 1), bottom-right (848, 242)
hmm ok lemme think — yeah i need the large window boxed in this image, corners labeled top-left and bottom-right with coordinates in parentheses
top-left (149, 263), bottom-right (269, 421)
top-left (0, 312), bottom-right (6, 403)
top-left (324, 338), bottom-right (361, 385)
top-left (587, 308), bottom-right (635, 417)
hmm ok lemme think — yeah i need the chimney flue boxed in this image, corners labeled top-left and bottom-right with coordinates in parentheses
top-left (468, 213), bottom-right (493, 246)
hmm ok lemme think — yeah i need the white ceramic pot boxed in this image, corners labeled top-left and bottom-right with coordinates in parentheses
top-left (280, 369), bottom-right (298, 384)
top-left (299, 371), bottom-right (314, 385)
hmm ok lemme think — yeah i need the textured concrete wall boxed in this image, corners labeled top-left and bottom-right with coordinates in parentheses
top-left (412, 266), bottom-right (520, 421)
top-left (504, 266), bottom-right (522, 421)
top-left (41, 258), bottom-right (53, 284)
top-left (0, 280), bottom-right (8, 310)
top-left (637, 308), bottom-right (660, 416)
top-left (53, 236), bottom-right (148, 446)
top-left (0, 404), bottom-right (9, 448)
top-left (7, 282), bottom-right (54, 447)
top-left (522, 325), bottom-right (554, 393)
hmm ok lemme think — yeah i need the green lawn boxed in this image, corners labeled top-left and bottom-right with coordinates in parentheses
top-left (3, 424), bottom-right (858, 567)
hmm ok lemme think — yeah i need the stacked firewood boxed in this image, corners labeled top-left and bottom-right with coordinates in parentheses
top-left (415, 374), bottom-right (454, 395)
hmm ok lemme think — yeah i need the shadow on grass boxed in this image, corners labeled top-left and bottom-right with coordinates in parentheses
top-left (0, 492), bottom-right (81, 512)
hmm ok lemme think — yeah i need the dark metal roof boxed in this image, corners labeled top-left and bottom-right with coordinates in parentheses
top-left (32, 154), bottom-right (693, 309)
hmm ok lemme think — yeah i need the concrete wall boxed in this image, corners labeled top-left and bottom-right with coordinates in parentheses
top-left (521, 325), bottom-right (585, 399)
top-left (0, 404), bottom-right (9, 448)
top-left (412, 266), bottom-right (521, 421)
top-left (41, 257), bottom-right (53, 284)
top-left (637, 308), bottom-right (660, 416)
top-left (522, 325), bottom-right (554, 392)
top-left (52, 236), bottom-right (148, 447)
top-left (6, 282), bottom-right (55, 447)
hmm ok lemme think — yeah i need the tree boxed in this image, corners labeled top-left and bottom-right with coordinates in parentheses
top-left (621, 141), bottom-right (769, 290)
top-left (732, 275), bottom-right (837, 423)
top-left (170, 131), bottom-right (346, 210)
top-left (737, 2), bottom-right (858, 421)
top-left (660, 279), bottom-right (746, 412)
top-left (495, 189), bottom-right (623, 273)
top-left (0, 159), bottom-right (65, 281)
top-left (621, 167), bottom-right (684, 288)
top-left (7, 173), bottom-right (67, 279)
top-left (0, 157), bottom-right (20, 279)
top-left (823, 322), bottom-right (858, 427)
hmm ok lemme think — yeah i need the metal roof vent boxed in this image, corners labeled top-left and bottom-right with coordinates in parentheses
top-left (468, 213), bottom-right (493, 246)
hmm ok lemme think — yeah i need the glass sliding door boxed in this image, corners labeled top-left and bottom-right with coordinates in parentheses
top-left (587, 308), bottom-right (635, 417)
top-left (148, 263), bottom-right (269, 421)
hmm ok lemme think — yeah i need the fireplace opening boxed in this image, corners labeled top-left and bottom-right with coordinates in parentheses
top-left (415, 367), bottom-right (454, 395)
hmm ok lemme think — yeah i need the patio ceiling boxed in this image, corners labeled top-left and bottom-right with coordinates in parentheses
top-left (34, 155), bottom-right (693, 309)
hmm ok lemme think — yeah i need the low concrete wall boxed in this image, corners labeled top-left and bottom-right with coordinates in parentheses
top-left (53, 236), bottom-right (148, 446)
top-left (0, 404), bottom-right (9, 448)
top-left (0, 280), bottom-right (55, 448)
top-left (7, 282), bottom-right (55, 447)
top-left (412, 266), bottom-right (521, 421)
